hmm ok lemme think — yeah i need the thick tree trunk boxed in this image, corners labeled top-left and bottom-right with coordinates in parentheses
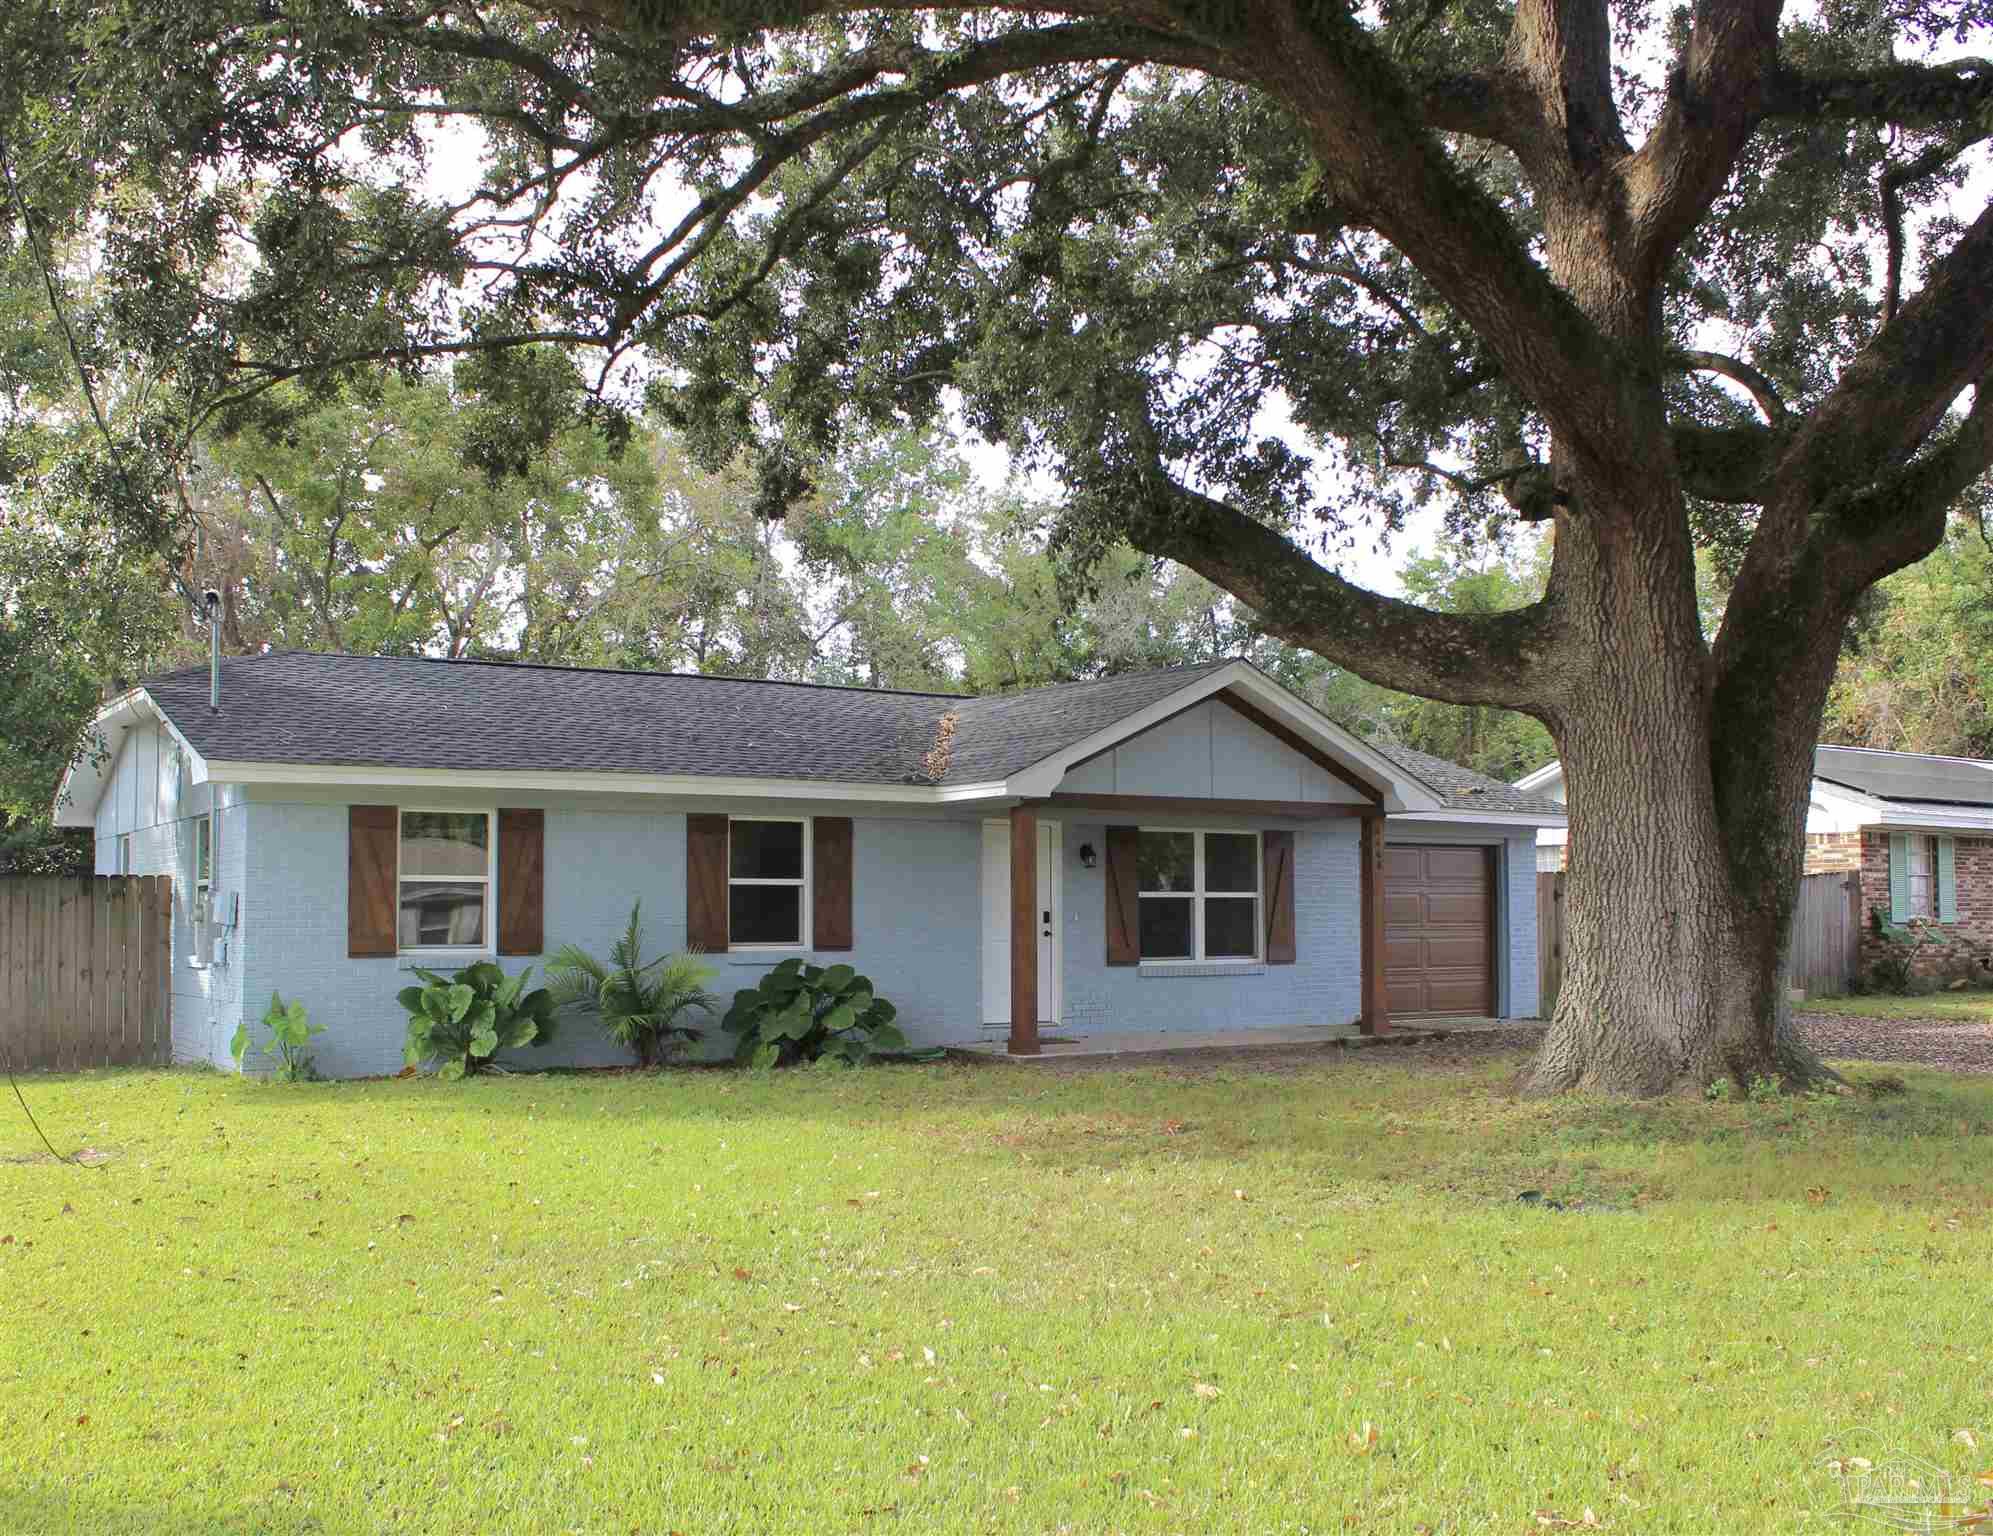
top-left (1522, 506), bottom-right (1838, 1096)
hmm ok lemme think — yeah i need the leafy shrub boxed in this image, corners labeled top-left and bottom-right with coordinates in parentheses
top-left (1864, 909), bottom-right (1934, 995)
top-left (721, 959), bottom-right (907, 1068)
top-left (546, 902), bottom-right (719, 1066)
top-left (398, 962), bottom-right (557, 1080)
top-left (230, 991), bottom-right (323, 1082)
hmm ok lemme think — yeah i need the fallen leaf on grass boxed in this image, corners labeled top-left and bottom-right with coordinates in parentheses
top-left (1955, 1429), bottom-right (1979, 1448)
top-left (1348, 1422), bottom-right (1379, 1454)
top-left (1806, 1186), bottom-right (1831, 1205)
top-left (1534, 1509), bottom-right (1604, 1529)
top-left (1194, 1382), bottom-right (1221, 1400)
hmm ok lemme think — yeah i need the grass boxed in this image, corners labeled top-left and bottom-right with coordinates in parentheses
top-left (3, 1056), bottom-right (1991, 1535)
top-left (1798, 987), bottom-right (1993, 1020)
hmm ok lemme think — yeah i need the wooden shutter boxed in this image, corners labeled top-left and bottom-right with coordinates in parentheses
top-left (1937, 836), bottom-right (1959, 922)
top-left (497, 808), bottom-right (545, 955)
top-left (686, 814), bottom-right (729, 953)
top-left (348, 805), bottom-right (398, 958)
top-left (1263, 829), bottom-right (1297, 964)
top-left (813, 816), bottom-right (853, 950)
top-left (1105, 825), bottom-right (1140, 965)
top-left (1888, 833), bottom-right (1910, 921)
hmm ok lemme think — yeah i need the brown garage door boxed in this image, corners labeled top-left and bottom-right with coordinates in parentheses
top-left (1384, 845), bottom-right (1494, 1016)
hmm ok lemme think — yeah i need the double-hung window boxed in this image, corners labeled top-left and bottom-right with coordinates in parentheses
top-left (1137, 830), bottom-right (1261, 962)
top-left (1905, 834), bottom-right (1937, 919)
top-left (729, 817), bottom-right (809, 948)
top-left (398, 811), bottom-right (492, 951)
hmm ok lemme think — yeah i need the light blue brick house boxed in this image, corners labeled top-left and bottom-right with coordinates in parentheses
top-left (57, 653), bottom-right (1563, 1075)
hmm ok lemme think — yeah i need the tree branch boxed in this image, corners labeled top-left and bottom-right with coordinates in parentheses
top-left (1501, 0), bottom-right (1629, 184)
top-left (1668, 349), bottom-right (1790, 426)
top-left (1763, 57), bottom-right (1993, 128)
top-left (1617, 0), bottom-right (1784, 285)
top-left (1115, 469), bottom-right (1558, 710)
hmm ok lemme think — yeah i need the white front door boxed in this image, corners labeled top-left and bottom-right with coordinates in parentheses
top-left (1036, 820), bottom-right (1061, 1026)
top-left (981, 818), bottom-right (1061, 1029)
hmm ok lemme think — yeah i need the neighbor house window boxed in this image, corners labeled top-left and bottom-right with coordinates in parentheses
top-left (1905, 835), bottom-right (1937, 919)
top-left (1137, 830), bottom-right (1260, 961)
top-left (398, 811), bottom-right (492, 950)
top-left (729, 817), bottom-right (809, 947)
top-left (117, 835), bottom-right (132, 876)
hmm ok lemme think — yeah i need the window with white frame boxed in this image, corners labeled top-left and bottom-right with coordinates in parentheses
top-left (398, 810), bottom-right (492, 950)
top-left (1137, 830), bottom-right (1261, 961)
top-left (1906, 834), bottom-right (1937, 919)
top-left (194, 813), bottom-right (214, 901)
top-left (729, 817), bottom-right (809, 947)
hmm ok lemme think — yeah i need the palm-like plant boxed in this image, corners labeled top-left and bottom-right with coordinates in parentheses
top-left (546, 903), bottom-right (720, 1067)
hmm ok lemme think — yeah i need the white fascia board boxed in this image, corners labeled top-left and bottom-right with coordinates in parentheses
top-left (1867, 801), bottom-right (1993, 834)
top-left (1807, 777), bottom-right (1884, 817)
top-left (1388, 809), bottom-right (1568, 829)
top-left (196, 759), bottom-right (1013, 806)
top-left (1006, 660), bottom-right (1449, 813)
top-left (1512, 761), bottom-right (1564, 793)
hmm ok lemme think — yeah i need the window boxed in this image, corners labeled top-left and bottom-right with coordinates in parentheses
top-left (398, 810), bottom-right (492, 951)
top-left (729, 817), bottom-right (809, 947)
top-left (1137, 830), bottom-right (1261, 961)
top-left (1906, 834), bottom-right (1937, 919)
top-left (195, 813), bottom-right (214, 900)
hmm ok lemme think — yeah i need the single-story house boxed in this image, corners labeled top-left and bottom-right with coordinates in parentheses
top-left (57, 652), bottom-right (1564, 1075)
top-left (1518, 746), bottom-right (1993, 977)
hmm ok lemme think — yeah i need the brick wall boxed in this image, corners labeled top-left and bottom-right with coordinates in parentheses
top-left (1855, 829), bottom-right (1993, 983)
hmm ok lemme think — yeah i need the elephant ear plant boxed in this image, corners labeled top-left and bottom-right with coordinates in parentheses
top-left (229, 991), bottom-right (324, 1082)
top-left (399, 962), bottom-right (557, 1080)
top-left (722, 959), bottom-right (907, 1068)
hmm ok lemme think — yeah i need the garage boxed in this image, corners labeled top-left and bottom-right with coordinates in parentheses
top-left (1384, 844), bottom-right (1495, 1016)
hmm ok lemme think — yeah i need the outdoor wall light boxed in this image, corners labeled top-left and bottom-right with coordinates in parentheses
top-left (1078, 842), bottom-right (1098, 869)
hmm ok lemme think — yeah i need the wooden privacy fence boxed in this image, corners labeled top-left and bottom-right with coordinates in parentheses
top-left (1537, 872), bottom-right (1565, 1016)
top-left (1537, 868), bottom-right (1862, 1015)
top-left (0, 876), bottom-right (172, 1071)
top-left (1790, 871), bottom-right (1862, 998)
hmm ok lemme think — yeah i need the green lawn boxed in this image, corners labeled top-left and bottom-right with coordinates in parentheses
top-left (3, 1057), bottom-right (1990, 1535)
top-left (1798, 988), bottom-right (1993, 1020)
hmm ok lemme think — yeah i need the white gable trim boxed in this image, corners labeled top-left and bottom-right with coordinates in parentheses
top-left (1006, 661), bottom-right (1447, 813)
top-left (54, 689), bottom-right (214, 829)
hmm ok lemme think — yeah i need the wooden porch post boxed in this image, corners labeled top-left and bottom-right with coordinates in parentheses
top-left (1009, 806), bottom-right (1040, 1056)
top-left (1359, 811), bottom-right (1389, 1036)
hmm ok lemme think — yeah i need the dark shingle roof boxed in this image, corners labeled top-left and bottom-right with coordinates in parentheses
top-left (144, 651), bottom-right (1232, 788)
top-left (1813, 745), bottom-right (1993, 808)
top-left (1367, 740), bottom-right (1566, 816)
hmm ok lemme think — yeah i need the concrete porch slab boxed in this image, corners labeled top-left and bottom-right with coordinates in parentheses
top-left (948, 1018), bottom-right (1516, 1061)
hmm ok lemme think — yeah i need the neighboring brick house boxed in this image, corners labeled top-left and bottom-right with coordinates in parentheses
top-left (1518, 746), bottom-right (1993, 983)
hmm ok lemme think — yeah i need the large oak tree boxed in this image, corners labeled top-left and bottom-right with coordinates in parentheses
top-left (5, 0), bottom-right (1991, 1092)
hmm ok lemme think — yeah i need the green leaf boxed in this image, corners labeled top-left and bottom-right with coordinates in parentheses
top-left (870, 1022), bottom-right (909, 1053)
top-left (819, 964), bottom-right (856, 994)
top-left (446, 984), bottom-right (476, 1024)
top-left (821, 1002), bottom-right (855, 1035)
top-left (750, 1042), bottom-right (781, 1071)
top-left (470, 1026), bottom-right (499, 1057)
top-left (437, 1058), bottom-right (466, 1082)
top-left (228, 1020), bottom-right (251, 1066)
top-left (396, 986), bottom-right (426, 1016)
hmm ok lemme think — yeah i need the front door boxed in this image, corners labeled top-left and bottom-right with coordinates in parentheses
top-left (1036, 820), bottom-right (1060, 1026)
top-left (982, 818), bottom-right (1061, 1029)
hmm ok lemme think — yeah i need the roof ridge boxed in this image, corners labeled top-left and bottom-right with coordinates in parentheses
top-left (188, 649), bottom-right (972, 701)
top-left (1817, 742), bottom-right (1993, 768)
